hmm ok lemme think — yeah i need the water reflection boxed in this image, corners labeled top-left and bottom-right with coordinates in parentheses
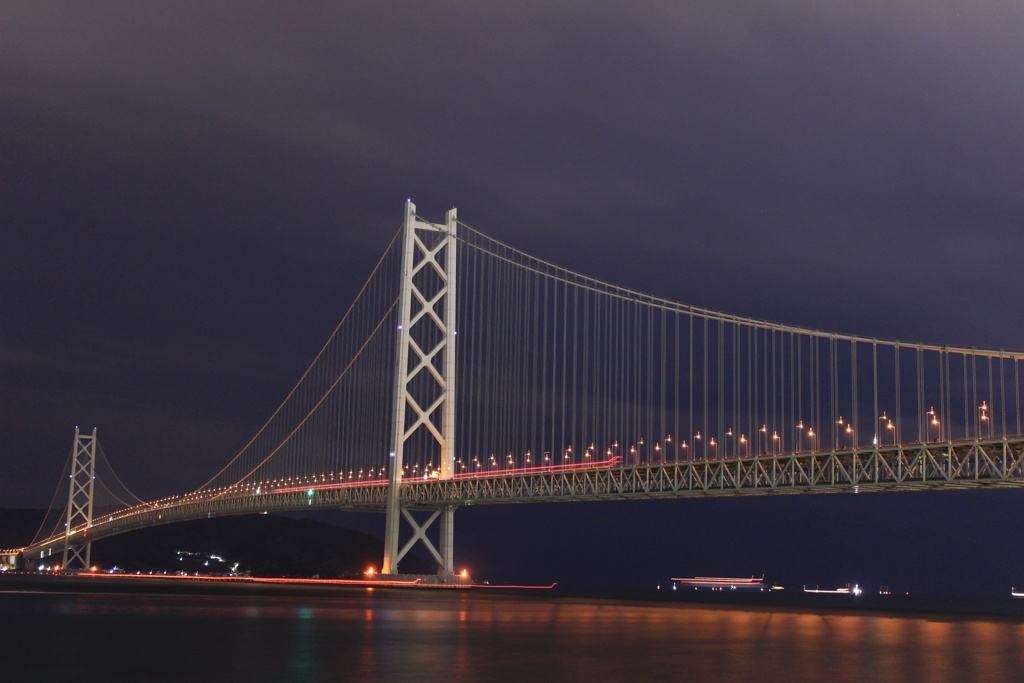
top-left (5, 591), bottom-right (1024, 681)
top-left (288, 606), bottom-right (315, 679)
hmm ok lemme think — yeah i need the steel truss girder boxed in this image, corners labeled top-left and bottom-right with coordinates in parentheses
top-left (25, 483), bottom-right (394, 558)
top-left (398, 436), bottom-right (1024, 504)
top-left (21, 436), bottom-right (1024, 561)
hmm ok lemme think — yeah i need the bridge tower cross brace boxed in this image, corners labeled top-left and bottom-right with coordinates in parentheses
top-left (63, 427), bottom-right (96, 571)
top-left (383, 202), bottom-right (458, 577)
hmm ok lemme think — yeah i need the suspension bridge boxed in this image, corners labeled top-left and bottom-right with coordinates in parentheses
top-left (5, 202), bottom-right (1024, 579)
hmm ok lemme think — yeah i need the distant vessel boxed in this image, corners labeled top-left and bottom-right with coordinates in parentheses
top-left (1011, 588), bottom-right (1024, 598)
top-left (803, 584), bottom-right (862, 596)
top-left (671, 576), bottom-right (769, 592)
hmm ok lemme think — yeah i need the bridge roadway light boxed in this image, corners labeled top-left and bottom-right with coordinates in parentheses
top-left (927, 407), bottom-right (940, 440)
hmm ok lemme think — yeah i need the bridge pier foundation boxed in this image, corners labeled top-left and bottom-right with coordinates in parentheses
top-left (438, 506), bottom-right (454, 579)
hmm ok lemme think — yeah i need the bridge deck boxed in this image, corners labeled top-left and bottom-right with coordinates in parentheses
top-left (15, 436), bottom-right (1024, 559)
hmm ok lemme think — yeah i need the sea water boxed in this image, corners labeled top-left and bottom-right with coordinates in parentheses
top-left (3, 587), bottom-right (1023, 681)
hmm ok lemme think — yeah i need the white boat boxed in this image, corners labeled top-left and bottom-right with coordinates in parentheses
top-left (803, 584), bottom-right (862, 596)
top-left (671, 576), bottom-right (767, 592)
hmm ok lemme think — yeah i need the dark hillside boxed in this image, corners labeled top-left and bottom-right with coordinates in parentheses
top-left (1, 510), bottom-right (433, 577)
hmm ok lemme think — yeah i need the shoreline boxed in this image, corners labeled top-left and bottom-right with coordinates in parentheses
top-left (4, 573), bottom-right (1024, 620)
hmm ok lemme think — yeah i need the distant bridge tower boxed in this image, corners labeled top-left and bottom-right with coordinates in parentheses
top-left (383, 202), bottom-right (458, 578)
top-left (63, 427), bottom-right (97, 571)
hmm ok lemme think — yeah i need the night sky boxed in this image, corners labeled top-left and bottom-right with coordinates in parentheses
top-left (4, 3), bottom-right (1024, 593)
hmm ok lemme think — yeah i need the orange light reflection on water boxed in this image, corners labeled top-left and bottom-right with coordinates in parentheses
top-left (10, 584), bottom-right (1024, 682)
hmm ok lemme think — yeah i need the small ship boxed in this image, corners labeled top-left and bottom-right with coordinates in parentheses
top-left (803, 584), bottom-right (862, 595)
top-left (671, 576), bottom-right (779, 592)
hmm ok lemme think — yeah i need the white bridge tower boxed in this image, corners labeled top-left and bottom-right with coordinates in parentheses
top-left (383, 202), bottom-right (458, 578)
top-left (63, 427), bottom-right (97, 571)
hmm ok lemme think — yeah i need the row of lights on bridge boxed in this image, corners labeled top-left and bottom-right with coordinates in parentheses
top-left (424, 400), bottom-right (998, 471)
top-left (139, 401), bottom-right (999, 502)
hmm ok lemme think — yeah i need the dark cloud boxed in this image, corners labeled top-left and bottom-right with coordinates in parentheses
top-left (2, 2), bottom-right (1024, 589)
